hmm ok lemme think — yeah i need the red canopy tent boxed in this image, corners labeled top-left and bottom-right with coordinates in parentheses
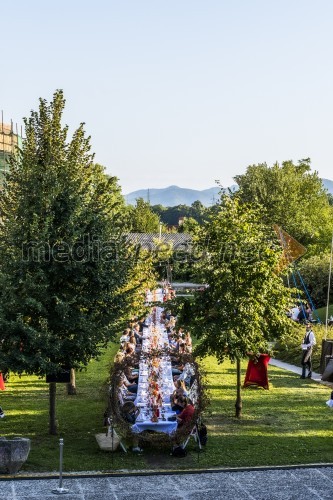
top-left (0, 373), bottom-right (6, 390)
top-left (243, 354), bottom-right (270, 390)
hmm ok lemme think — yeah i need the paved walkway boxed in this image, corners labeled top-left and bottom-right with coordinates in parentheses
top-left (1, 466), bottom-right (333, 499)
top-left (268, 358), bottom-right (321, 380)
top-left (269, 358), bottom-right (332, 386)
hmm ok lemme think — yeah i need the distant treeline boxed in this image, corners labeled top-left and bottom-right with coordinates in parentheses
top-left (151, 200), bottom-right (212, 227)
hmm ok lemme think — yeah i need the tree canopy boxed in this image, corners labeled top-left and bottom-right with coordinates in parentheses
top-left (129, 197), bottom-right (160, 232)
top-left (0, 91), bottom-right (152, 379)
top-left (151, 200), bottom-right (210, 227)
top-left (234, 159), bottom-right (333, 254)
top-left (180, 195), bottom-right (293, 363)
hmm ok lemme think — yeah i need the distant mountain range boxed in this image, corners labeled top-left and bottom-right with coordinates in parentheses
top-left (124, 184), bottom-right (237, 207)
top-left (125, 178), bottom-right (333, 207)
top-left (322, 178), bottom-right (333, 194)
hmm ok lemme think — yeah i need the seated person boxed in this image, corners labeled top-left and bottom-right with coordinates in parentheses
top-left (176, 397), bottom-right (195, 428)
top-left (176, 327), bottom-right (185, 338)
top-left (177, 341), bottom-right (186, 354)
top-left (126, 335), bottom-right (137, 353)
top-left (297, 306), bottom-right (308, 323)
top-left (165, 310), bottom-right (172, 321)
top-left (124, 345), bottom-right (136, 361)
top-left (121, 373), bottom-right (138, 394)
top-left (120, 401), bottom-right (140, 424)
top-left (118, 386), bottom-right (136, 402)
top-left (124, 365), bottom-right (139, 383)
top-left (169, 337), bottom-right (178, 350)
top-left (170, 355), bottom-right (183, 376)
top-left (114, 350), bottom-right (125, 363)
top-left (177, 362), bottom-right (196, 388)
top-left (138, 317), bottom-right (148, 332)
top-left (120, 401), bottom-right (143, 453)
top-left (120, 328), bottom-right (131, 347)
top-left (132, 324), bottom-right (143, 344)
top-left (168, 316), bottom-right (176, 329)
top-left (171, 381), bottom-right (188, 412)
top-left (290, 305), bottom-right (299, 321)
top-left (184, 332), bottom-right (192, 353)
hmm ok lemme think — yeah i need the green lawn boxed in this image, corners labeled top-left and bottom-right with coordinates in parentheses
top-left (316, 304), bottom-right (333, 323)
top-left (1, 344), bottom-right (333, 472)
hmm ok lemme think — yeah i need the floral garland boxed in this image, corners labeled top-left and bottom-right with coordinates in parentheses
top-left (108, 352), bottom-right (209, 447)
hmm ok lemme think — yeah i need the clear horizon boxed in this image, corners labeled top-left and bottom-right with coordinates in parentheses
top-left (2, 1), bottom-right (333, 194)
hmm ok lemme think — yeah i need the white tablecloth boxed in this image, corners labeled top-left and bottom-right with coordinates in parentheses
top-left (132, 420), bottom-right (177, 435)
top-left (133, 314), bottom-right (177, 435)
top-left (134, 358), bottom-right (175, 406)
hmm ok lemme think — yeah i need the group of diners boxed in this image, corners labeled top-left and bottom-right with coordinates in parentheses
top-left (112, 308), bottom-right (197, 451)
top-left (145, 284), bottom-right (176, 304)
top-left (288, 303), bottom-right (316, 323)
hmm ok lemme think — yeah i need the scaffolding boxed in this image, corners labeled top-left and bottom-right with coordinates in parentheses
top-left (0, 113), bottom-right (22, 186)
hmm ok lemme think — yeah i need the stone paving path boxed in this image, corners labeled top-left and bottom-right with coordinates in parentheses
top-left (1, 466), bottom-right (333, 499)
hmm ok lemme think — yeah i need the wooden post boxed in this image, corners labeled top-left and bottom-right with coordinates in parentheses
top-left (49, 382), bottom-right (58, 435)
top-left (67, 368), bottom-right (77, 395)
top-left (235, 358), bottom-right (242, 418)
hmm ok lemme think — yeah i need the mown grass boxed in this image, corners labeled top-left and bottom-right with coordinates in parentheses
top-left (199, 357), bottom-right (333, 468)
top-left (0, 342), bottom-right (147, 473)
top-left (1, 342), bottom-right (333, 472)
top-left (316, 304), bottom-right (333, 323)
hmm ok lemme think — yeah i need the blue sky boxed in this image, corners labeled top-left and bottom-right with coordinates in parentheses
top-left (1, 1), bottom-right (333, 194)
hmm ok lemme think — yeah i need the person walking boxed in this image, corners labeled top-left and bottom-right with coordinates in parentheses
top-left (300, 323), bottom-right (316, 379)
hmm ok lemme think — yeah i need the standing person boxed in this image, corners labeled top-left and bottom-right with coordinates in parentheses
top-left (300, 323), bottom-right (316, 379)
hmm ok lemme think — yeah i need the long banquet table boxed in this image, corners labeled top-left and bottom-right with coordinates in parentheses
top-left (131, 309), bottom-right (178, 435)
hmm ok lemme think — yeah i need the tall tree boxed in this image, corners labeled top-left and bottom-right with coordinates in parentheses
top-left (190, 200), bottom-right (207, 224)
top-left (234, 159), bottom-right (333, 253)
top-left (0, 91), bottom-right (141, 434)
top-left (130, 198), bottom-right (160, 232)
top-left (182, 195), bottom-right (293, 416)
top-left (298, 253), bottom-right (332, 308)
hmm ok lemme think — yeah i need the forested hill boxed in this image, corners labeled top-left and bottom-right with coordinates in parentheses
top-left (124, 184), bottom-right (237, 207)
top-left (323, 178), bottom-right (333, 194)
top-left (125, 179), bottom-right (332, 207)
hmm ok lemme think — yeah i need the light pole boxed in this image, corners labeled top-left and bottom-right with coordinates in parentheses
top-left (166, 263), bottom-right (173, 286)
top-left (52, 438), bottom-right (69, 495)
top-left (325, 230), bottom-right (333, 339)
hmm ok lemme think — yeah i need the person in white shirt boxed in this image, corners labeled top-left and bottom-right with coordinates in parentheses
top-left (291, 305), bottom-right (300, 321)
top-left (177, 363), bottom-right (196, 387)
top-left (300, 323), bottom-right (316, 379)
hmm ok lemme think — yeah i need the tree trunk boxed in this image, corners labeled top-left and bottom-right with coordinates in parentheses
top-left (67, 368), bottom-right (77, 395)
top-left (49, 382), bottom-right (58, 435)
top-left (235, 358), bottom-right (242, 418)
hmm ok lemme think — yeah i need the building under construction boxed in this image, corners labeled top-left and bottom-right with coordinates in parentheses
top-left (0, 118), bottom-right (22, 186)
